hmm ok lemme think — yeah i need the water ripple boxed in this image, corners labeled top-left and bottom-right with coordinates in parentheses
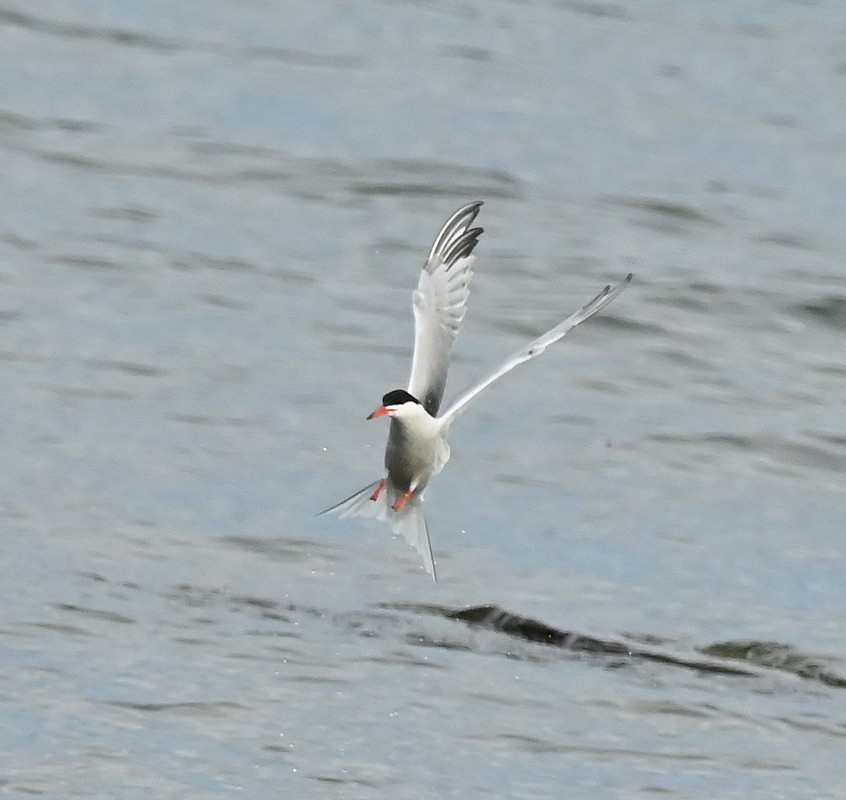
top-left (0, 8), bottom-right (363, 68)
top-left (395, 604), bottom-right (846, 691)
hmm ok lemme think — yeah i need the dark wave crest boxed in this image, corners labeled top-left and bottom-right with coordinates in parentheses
top-left (406, 604), bottom-right (846, 689)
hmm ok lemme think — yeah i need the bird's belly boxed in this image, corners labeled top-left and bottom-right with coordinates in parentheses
top-left (384, 427), bottom-right (438, 492)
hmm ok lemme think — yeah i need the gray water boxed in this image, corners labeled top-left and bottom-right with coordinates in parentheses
top-left (2, 1), bottom-right (845, 798)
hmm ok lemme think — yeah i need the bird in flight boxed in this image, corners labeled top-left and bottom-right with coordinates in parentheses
top-left (322, 202), bottom-right (631, 580)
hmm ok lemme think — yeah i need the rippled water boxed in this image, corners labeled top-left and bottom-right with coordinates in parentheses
top-left (2, 1), bottom-right (845, 798)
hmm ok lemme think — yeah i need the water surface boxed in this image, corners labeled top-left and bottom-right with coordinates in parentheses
top-left (1, 1), bottom-right (845, 797)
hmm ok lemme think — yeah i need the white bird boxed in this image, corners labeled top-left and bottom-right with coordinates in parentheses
top-left (321, 201), bottom-right (631, 580)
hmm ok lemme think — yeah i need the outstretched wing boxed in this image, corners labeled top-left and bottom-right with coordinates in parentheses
top-left (438, 273), bottom-right (632, 424)
top-left (407, 201), bottom-right (484, 416)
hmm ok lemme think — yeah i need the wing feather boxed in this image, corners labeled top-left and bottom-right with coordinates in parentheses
top-left (438, 273), bottom-right (632, 423)
top-left (407, 202), bottom-right (484, 416)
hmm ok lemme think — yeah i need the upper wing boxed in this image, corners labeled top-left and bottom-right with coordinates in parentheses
top-left (438, 273), bottom-right (632, 424)
top-left (407, 201), bottom-right (484, 416)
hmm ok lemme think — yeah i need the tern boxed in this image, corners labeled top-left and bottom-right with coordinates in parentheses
top-left (322, 201), bottom-right (631, 580)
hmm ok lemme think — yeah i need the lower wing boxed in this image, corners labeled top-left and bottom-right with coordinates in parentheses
top-left (438, 273), bottom-right (632, 424)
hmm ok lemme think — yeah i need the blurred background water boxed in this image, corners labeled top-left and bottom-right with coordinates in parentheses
top-left (1, 1), bottom-right (845, 798)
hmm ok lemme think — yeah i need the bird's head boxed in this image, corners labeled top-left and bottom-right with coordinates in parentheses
top-left (367, 389), bottom-right (422, 420)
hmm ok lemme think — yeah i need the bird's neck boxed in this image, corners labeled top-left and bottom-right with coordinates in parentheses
top-left (389, 406), bottom-right (440, 440)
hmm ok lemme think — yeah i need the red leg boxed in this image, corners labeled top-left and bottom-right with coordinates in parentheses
top-left (391, 489), bottom-right (413, 512)
top-left (370, 479), bottom-right (386, 502)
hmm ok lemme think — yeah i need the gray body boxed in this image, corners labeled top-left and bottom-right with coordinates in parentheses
top-left (385, 418), bottom-right (430, 492)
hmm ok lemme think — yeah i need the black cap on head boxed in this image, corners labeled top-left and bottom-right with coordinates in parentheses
top-left (381, 389), bottom-right (420, 406)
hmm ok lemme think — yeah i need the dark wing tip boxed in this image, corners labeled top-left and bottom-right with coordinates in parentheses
top-left (443, 225), bottom-right (484, 267)
top-left (426, 202), bottom-right (485, 268)
top-left (602, 272), bottom-right (633, 296)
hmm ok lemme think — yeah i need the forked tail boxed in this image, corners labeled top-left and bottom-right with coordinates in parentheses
top-left (320, 482), bottom-right (437, 581)
top-left (388, 497), bottom-right (436, 581)
top-left (319, 480), bottom-right (386, 521)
